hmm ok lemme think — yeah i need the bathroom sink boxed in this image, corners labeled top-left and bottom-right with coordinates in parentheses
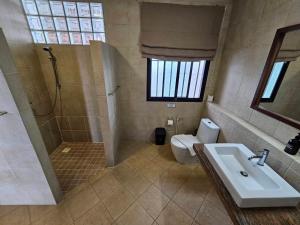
top-left (204, 143), bottom-right (300, 208)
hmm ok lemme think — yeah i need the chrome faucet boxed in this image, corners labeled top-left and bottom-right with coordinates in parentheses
top-left (248, 149), bottom-right (270, 166)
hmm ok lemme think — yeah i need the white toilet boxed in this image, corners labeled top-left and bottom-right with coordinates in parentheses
top-left (171, 118), bottom-right (220, 164)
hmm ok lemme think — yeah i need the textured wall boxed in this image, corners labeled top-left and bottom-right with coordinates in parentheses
top-left (205, 0), bottom-right (300, 191)
top-left (214, 0), bottom-right (300, 144)
top-left (0, 29), bottom-right (61, 204)
top-left (36, 45), bottom-right (103, 143)
top-left (0, 0), bottom-right (61, 154)
top-left (90, 41), bottom-right (120, 166)
top-left (102, 0), bottom-right (231, 142)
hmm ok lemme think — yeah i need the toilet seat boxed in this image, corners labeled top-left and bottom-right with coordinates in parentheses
top-left (171, 134), bottom-right (200, 164)
top-left (171, 135), bottom-right (201, 149)
top-left (170, 118), bottom-right (219, 164)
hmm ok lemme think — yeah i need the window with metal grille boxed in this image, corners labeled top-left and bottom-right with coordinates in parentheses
top-left (21, 0), bottom-right (105, 45)
top-left (147, 58), bottom-right (210, 102)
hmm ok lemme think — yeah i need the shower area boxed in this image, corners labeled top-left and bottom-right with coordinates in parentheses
top-left (32, 44), bottom-right (110, 193)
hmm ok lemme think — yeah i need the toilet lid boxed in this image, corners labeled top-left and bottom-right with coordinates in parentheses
top-left (171, 135), bottom-right (200, 149)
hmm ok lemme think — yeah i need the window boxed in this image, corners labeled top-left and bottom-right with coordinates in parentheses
top-left (147, 58), bottom-right (210, 102)
top-left (22, 0), bottom-right (105, 45)
top-left (261, 61), bottom-right (290, 102)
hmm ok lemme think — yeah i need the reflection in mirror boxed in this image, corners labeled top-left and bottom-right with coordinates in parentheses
top-left (258, 29), bottom-right (300, 122)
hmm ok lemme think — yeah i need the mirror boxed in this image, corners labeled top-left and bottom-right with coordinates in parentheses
top-left (252, 24), bottom-right (300, 129)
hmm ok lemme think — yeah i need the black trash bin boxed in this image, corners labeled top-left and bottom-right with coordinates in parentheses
top-left (155, 127), bottom-right (166, 145)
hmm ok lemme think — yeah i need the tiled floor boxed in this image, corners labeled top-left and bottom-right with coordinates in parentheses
top-left (50, 142), bottom-right (106, 193)
top-left (0, 142), bottom-right (233, 225)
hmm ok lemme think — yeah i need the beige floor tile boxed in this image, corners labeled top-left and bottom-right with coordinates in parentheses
top-left (74, 202), bottom-right (113, 225)
top-left (0, 207), bottom-right (30, 225)
top-left (189, 172), bottom-right (212, 187)
top-left (125, 155), bottom-right (153, 171)
top-left (153, 154), bottom-right (177, 170)
top-left (195, 200), bottom-right (233, 225)
top-left (118, 141), bottom-right (150, 162)
top-left (88, 168), bottom-right (110, 184)
top-left (98, 160), bottom-right (150, 197)
top-left (0, 142), bottom-right (223, 225)
top-left (173, 180), bottom-right (207, 218)
top-left (137, 185), bottom-right (170, 219)
top-left (191, 165), bottom-right (208, 177)
top-left (91, 171), bottom-right (124, 200)
top-left (205, 189), bottom-right (227, 214)
top-left (64, 184), bottom-right (100, 220)
top-left (103, 188), bottom-right (135, 220)
top-left (139, 161), bottom-right (166, 183)
top-left (154, 166), bottom-right (188, 198)
top-left (0, 205), bottom-right (18, 217)
top-left (112, 163), bottom-right (135, 183)
top-left (156, 201), bottom-right (193, 225)
top-left (121, 171), bottom-right (152, 196)
top-left (157, 146), bottom-right (175, 159)
top-left (115, 202), bottom-right (154, 225)
top-left (28, 205), bottom-right (57, 223)
top-left (170, 163), bottom-right (195, 178)
top-left (111, 162), bottom-right (151, 196)
top-left (63, 182), bottom-right (90, 200)
top-left (135, 144), bottom-right (160, 160)
top-left (32, 204), bottom-right (73, 225)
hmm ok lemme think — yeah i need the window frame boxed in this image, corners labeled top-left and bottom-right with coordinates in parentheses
top-left (21, 0), bottom-right (105, 45)
top-left (146, 58), bottom-right (210, 102)
top-left (260, 61), bottom-right (290, 103)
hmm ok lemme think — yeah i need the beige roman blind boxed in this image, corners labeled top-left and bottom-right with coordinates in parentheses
top-left (140, 3), bottom-right (225, 61)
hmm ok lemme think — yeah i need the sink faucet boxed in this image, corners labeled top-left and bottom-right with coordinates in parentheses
top-left (248, 149), bottom-right (270, 166)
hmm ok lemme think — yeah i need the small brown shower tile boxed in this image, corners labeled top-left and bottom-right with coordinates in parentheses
top-left (50, 142), bottom-right (105, 193)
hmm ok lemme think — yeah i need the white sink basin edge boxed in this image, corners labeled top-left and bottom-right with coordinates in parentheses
top-left (204, 143), bottom-right (300, 208)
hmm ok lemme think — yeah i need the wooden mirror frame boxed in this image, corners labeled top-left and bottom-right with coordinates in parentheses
top-left (251, 24), bottom-right (300, 129)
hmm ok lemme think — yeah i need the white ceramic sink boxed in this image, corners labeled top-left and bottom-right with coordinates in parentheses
top-left (204, 143), bottom-right (300, 208)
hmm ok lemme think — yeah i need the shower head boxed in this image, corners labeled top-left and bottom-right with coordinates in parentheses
top-left (43, 46), bottom-right (52, 52)
top-left (43, 46), bottom-right (60, 88)
top-left (43, 46), bottom-right (55, 59)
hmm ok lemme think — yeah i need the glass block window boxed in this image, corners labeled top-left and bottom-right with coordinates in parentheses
top-left (147, 59), bottom-right (210, 102)
top-left (22, 0), bottom-right (105, 45)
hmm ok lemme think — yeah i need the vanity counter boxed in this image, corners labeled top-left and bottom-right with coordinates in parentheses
top-left (193, 144), bottom-right (300, 225)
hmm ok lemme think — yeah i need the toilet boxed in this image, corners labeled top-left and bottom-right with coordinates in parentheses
top-left (171, 118), bottom-right (220, 164)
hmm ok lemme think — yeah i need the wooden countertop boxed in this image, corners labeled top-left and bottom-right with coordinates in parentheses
top-left (193, 144), bottom-right (300, 225)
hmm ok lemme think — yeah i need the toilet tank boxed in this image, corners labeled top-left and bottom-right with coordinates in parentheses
top-left (196, 118), bottom-right (220, 143)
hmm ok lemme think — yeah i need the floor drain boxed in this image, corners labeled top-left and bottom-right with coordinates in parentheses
top-left (240, 171), bottom-right (248, 177)
top-left (62, 147), bottom-right (71, 153)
